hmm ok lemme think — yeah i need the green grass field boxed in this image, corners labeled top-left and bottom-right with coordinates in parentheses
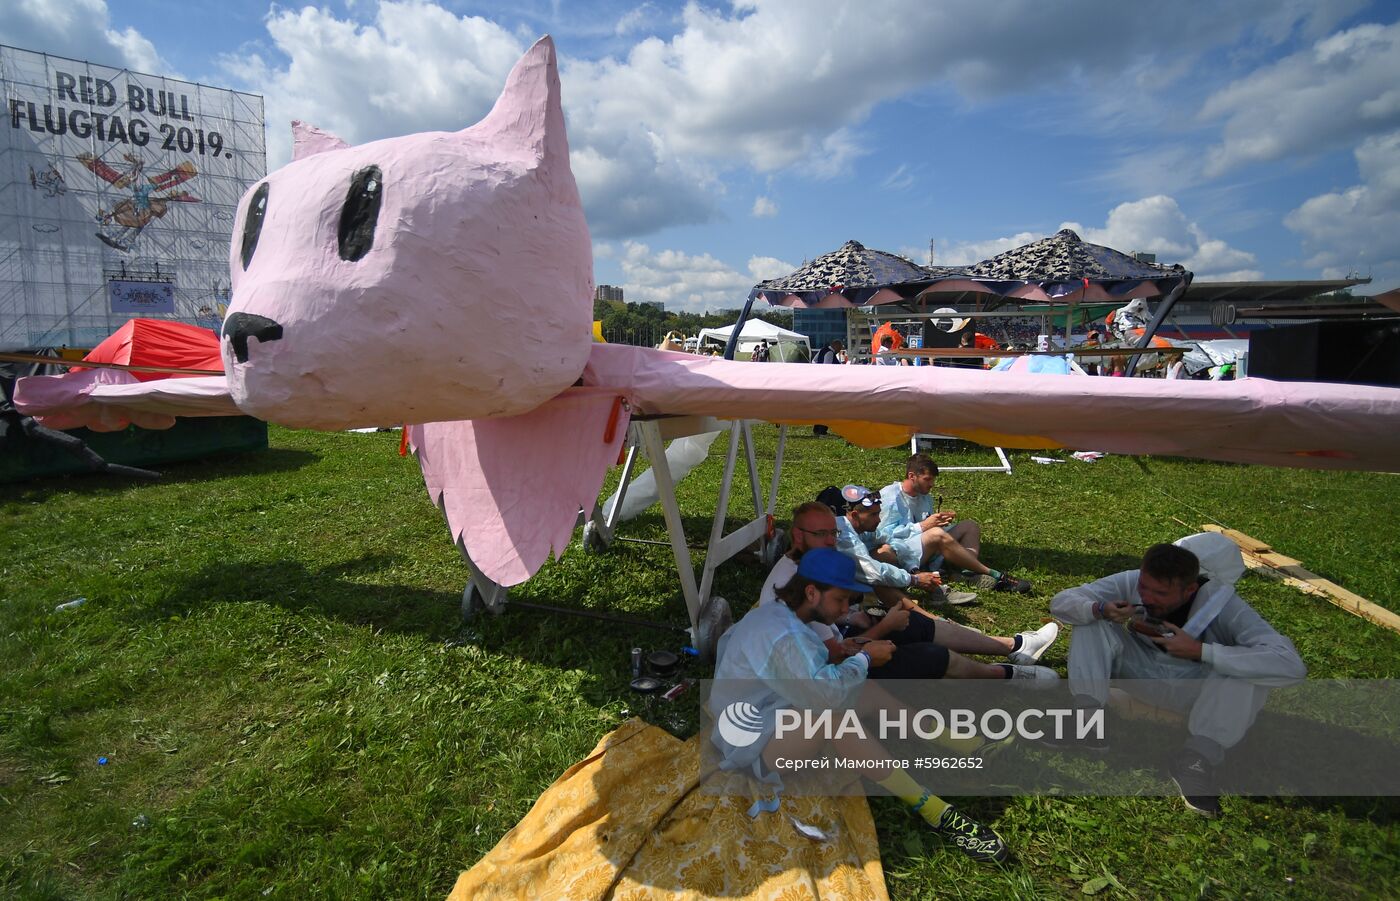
top-left (3, 424), bottom-right (1398, 899)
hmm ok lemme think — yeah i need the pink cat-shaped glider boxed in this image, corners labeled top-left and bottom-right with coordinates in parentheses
top-left (15, 37), bottom-right (1400, 586)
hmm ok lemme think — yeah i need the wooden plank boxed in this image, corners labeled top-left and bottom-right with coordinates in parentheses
top-left (1203, 524), bottom-right (1400, 635)
top-left (1210, 526), bottom-right (1279, 557)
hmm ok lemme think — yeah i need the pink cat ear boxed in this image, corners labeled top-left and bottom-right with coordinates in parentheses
top-left (469, 35), bottom-right (569, 166)
top-left (291, 121), bottom-right (349, 160)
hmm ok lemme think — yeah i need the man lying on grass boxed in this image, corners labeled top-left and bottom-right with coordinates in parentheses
top-left (877, 455), bottom-right (1032, 594)
top-left (762, 502), bottom-right (1059, 682)
top-left (710, 547), bottom-right (1011, 863)
top-left (1048, 534), bottom-right (1307, 818)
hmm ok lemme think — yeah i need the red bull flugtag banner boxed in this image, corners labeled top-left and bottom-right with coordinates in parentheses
top-left (1, 44), bottom-right (266, 346)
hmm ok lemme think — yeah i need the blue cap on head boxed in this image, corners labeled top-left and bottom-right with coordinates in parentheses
top-left (796, 547), bottom-right (869, 593)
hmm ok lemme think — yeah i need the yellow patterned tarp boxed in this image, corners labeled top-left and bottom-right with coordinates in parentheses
top-left (449, 718), bottom-right (888, 901)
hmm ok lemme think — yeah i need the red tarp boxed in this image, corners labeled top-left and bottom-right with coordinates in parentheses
top-left (75, 319), bottom-right (223, 381)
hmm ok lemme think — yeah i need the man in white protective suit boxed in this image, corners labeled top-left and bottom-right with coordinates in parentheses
top-left (1048, 533), bottom-right (1307, 818)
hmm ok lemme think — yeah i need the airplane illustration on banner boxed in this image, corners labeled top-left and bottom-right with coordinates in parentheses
top-left (78, 151), bottom-right (201, 251)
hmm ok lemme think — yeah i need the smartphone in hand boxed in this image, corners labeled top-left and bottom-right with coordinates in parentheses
top-left (1129, 618), bottom-right (1167, 637)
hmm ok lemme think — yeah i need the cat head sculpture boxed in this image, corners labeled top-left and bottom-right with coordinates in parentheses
top-left (222, 37), bottom-right (593, 429)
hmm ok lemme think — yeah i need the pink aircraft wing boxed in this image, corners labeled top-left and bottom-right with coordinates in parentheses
top-left (13, 369), bottom-right (239, 432)
top-left (581, 343), bottom-right (1400, 473)
top-left (408, 391), bottom-right (630, 586)
top-left (416, 343), bottom-right (1400, 589)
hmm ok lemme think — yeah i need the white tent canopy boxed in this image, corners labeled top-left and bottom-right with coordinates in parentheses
top-left (697, 319), bottom-right (810, 354)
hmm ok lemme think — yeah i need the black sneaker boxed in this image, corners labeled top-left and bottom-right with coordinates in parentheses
top-left (932, 805), bottom-right (1009, 863)
top-left (993, 573), bottom-right (1033, 593)
top-left (1170, 751), bottom-right (1222, 818)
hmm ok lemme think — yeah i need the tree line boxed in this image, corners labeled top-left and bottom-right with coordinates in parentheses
top-left (594, 299), bottom-right (796, 347)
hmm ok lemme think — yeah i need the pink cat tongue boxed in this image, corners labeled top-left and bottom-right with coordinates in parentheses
top-left (409, 392), bottom-right (630, 586)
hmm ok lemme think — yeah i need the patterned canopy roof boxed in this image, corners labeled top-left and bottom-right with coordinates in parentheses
top-left (751, 231), bottom-right (1192, 308)
top-left (749, 240), bottom-right (959, 307)
top-left (955, 229), bottom-right (1191, 301)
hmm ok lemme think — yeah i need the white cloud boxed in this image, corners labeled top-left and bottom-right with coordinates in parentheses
top-left (1069, 196), bottom-right (1196, 260)
top-left (103, 26), bottom-right (164, 74)
top-left (216, 2), bottom-right (721, 239)
top-left (219, 2), bottom-right (527, 165)
top-left (751, 196), bottom-right (778, 218)
top-left (614, 3), bottom-right (664, 37)
top-left (1184, 240), bottom-right (1263, 282)
top-left (1285, 130), bottom-right (1400, 286)
top-left (790, 128), bottom-right (869, 180)
top-left (619, 242), bottom-right (794, 312)
top-left (1, 0), bottom-right (166, 73)
top-left (563, 0), bottom-right (1348, 191)
top-left (897, 244), bottom-right (932, 266)
top-left (1090, 144), bottom-right (1209, 198)
top-left (568, 130), bottom-right (722, 238)
top-left (748, 254), bottom-right (796, 283)
top-left (881, 164), bottom-right (915, 191)
top-left (202, 0), bottom-right (1372, 241)
top-left (931, 232), bottom-right (1045, 266)
top-left (1068, 196), bottom-right (1261, 280)
top-left (932, 196), bottom-right (1260, 279)
top-left (18, 0), bottom-right (1377, 247)
top-left (1201, 21), bottom-right (1400, 177)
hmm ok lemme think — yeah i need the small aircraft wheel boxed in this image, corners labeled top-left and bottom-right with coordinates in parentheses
top-left (758, 530), bottom-right (788, 567)
top-left (461, 582), bottom-right (483, 620)
top-left (462, 582), bottom-right (508, 618)
top-left (582, 521), bottom-right (609, 554)
top-left (695, 595), bottom-right (734, 661)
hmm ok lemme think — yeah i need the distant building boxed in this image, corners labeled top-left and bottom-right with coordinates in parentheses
top-left (793, 308), bottom-right (847, 353)
top-left (595, 284), bottom-right (625, 302)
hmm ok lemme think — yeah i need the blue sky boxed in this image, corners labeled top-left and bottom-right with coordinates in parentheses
top-left (6, 0), bottom-right (1399, 310)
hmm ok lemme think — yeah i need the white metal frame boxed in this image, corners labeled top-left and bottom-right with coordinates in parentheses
top-left (909, 433), bottom-right (1013, 474)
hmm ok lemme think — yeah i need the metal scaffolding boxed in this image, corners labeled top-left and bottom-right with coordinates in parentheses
top-left (1, 44), bottom-right (265, 348)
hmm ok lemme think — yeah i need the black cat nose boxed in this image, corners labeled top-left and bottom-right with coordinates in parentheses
top-left (222, 313), bottom-right (283, 363)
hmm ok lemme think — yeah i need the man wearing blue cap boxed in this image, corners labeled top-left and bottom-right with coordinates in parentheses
top-left (760, 502), bottom-right (1059, 681)
top-left (710, 546), bottom-right (1010, 862)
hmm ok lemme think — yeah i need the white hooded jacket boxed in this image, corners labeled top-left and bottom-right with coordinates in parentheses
top-left (1049, 533), bottom-right (1306, 686)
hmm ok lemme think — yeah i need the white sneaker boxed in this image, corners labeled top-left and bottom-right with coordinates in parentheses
top-left (1007, 622), bottom-right (1060, 665)
top-left (1007, 664), bottom-right (1060, 684)
top-left (945, 590), bottom-right (978, 606)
